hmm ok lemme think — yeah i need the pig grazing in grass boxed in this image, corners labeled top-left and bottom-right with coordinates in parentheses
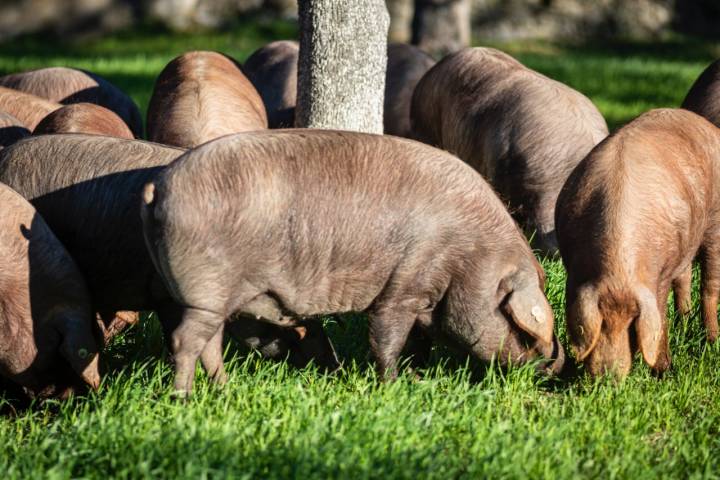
top-left (411, 47), bottom-right (608, 255)
top-left (0, 86), bottom-right (60, 130)
top-left (243, 41), bottom-right (299, 129)
top-left (556, 109), bottom-right (720, 378)
top-left (142, 130), bottom-right (564, 395)
top-left (682, 58), bottom-right (720, 128)
top-left (0, 67), bottom-right (143, 137)
top-left (147, 51), bottom-right (268, 148)
top-left (0, 182), bottom-right (100, 398)
top-left (34, 103), bottom-right (134, 139)
top-left (0, 111), bottom-right (29, 149)
top-left (384, 43), bottom-right (435, 138)
top-left (0, 134), bottom-right (339, 369)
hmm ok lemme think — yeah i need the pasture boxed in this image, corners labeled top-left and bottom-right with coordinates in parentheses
top-left (1, 18), bottom-right (719, 478)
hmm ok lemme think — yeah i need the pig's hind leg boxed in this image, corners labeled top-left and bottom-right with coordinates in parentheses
top-left (199, 327), bottom-right (228, 385)
top-left (172, 307), bottom-right (226, 396)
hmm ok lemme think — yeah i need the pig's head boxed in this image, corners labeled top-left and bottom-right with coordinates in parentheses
top-left (566, 282), bottom-right (666, 378)
top-left (439, 253), bottom-right (564, 375)
top-left (10, 308), bottom-right (101, 399)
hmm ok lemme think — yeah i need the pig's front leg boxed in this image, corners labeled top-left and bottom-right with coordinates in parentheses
top-left (172, 307), bottom-right (225, 396)
top-left (368, 306), bottom-right (417, 381)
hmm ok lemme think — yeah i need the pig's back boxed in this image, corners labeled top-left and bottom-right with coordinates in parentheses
top-left (558, 109), bottom-right (720, 278)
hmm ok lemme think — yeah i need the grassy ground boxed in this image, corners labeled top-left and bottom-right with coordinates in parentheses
top-left (1, 19), bottom-right (720, 479)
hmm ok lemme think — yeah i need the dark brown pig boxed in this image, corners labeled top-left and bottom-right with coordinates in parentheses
top-left (141, 130), bottom-right (564, 395)
top-left (0, 67), bottom-right (143, 137)
top-left (682, 58), bottom-right (720, 128)
top-left (34, 103), bottom-right (134, 139)
top-left (411, 47), bottom-right (608, 255)
top-left (0, 134), bottom-right (338, 370)
top-left (384, 43), bottom-right (435, 138)
top-left (0, 182), bottom-right (100, 398)
top-left (0, 86), bottom-right (60, 130)
top-left (556, 108), bottom-right (720, 378)
top-left (0, 111), bottom-right (29, 149)
top-left (147, 51), bottom-right (268, 148)
top-left (243, 41), bottom-right (299, 129)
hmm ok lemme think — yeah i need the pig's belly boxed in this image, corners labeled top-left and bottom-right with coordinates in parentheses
top-left (275, 267), bottom-right (395, 317)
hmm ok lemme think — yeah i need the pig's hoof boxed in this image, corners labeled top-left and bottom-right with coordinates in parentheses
top-left (171, 389), bottom-right (191, 401)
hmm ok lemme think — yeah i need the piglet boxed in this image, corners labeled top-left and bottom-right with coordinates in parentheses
top-left (556, 108), bottom-right (720, 378)
top-left (0, 182), bottom-right (100, 398)
top-left (0, 67), bottom-right (143, 137)
top-left (141, 129), bottom-right (564, 395)
top-left (34, 103), bottom-right (134, 139)
top-left (147, 51), bottom-right (268, 148)
top-left (411, 47), bottom-right (608, 254)
top-left (0, 111), bottom-right (29, 150)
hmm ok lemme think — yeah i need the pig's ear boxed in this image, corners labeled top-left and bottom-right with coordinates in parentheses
top-left (635, 286), bottom-right (663, 368)
top-left (500, 278), bottom-right (554, 345)
top-left (56, 314), bottom-right (101, 390)
top-left (567, 285), bottom-right (602, 361)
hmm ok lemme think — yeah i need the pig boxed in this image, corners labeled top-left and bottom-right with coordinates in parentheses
top-left (147, 51), bottom-right (268, 148)
top-left (682, 58), bottom-right (720, 128)
top-left (0, 86), bottom-right (60, 130)
top-left (34, 103), bottom-right (134, 139)
top-left (0, 67), bottom-right (143, 137)
top-left (243, 40), bottom-right (299, 129)
top-left (0, 111), bottom-right (29, 149)
top-left (0, 134), bottom-right (339, 369)
top-left (411, 47), bottom-right (608, 255)
top-left (141, 129), bottom-right (564, 395)
top-left (556, 108), bottom-right (720, 378)
top-left (0, 181), bottom-right (100, 398)
top-left (384, 43), bottom-right (435, 138)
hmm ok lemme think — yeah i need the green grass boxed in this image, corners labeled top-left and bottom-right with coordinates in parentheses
top-left (1, 22), bottom-right (720, 479)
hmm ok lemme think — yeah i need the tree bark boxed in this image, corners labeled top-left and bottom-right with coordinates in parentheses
top-left (412, 0), bottom-right (471, 57)
top-left (296, 0), bottom-right (389, 134)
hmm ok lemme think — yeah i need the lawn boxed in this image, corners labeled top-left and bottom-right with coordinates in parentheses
top-left (1, 18), bottom-right (720, 479)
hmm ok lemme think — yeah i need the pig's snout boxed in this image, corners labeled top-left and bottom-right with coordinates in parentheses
top-left (536, 336), bottom-right (565, 375)
top-left (531, 230), bottom-right (559, 258)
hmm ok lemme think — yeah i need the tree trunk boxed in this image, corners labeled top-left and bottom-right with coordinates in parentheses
top-left (295, 0), bottom-right (389, 134)
top-left (387, 0), bottom-right (414, 43)
top-left (412, 0), bottom-right (471, 57)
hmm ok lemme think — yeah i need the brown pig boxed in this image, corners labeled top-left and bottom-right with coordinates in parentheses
top-left (0, 86), bottom-right (60, 130)
top-left (141, 130), bottom-right (564, 395)
top-left (147, 51), bottom-right (268, 148)
top-left (0, 182), bottom-right (100, 398)
top-left (34, 103), bottom-right (134, 139)
top-left (243, 40), bottom-right (299, 129)
top-left (0, 67), bottom-right (143, 137)
top-left (682, 58), bottom-right (720, 128)
top-left (0, 134), bottom-right (339, 370)
top-left (0, 111), bottom-right (29, 150)
top-left (556, 108), bottom-right (720, 378)
top-left (384, 43), bottom-right (435, 138)
top-left (411, 47), bottom-right (608, 255)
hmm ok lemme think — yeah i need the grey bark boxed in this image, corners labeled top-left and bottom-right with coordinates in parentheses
top-left (295, 0), bottom-right (389, 134)
top-left (387, 0), bottom-right (414, 42)
top-left (412, 0), bottom-right (471, 57)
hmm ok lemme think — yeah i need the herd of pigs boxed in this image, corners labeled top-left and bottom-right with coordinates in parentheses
top-left (0, 39), bottom-right (719, 400)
